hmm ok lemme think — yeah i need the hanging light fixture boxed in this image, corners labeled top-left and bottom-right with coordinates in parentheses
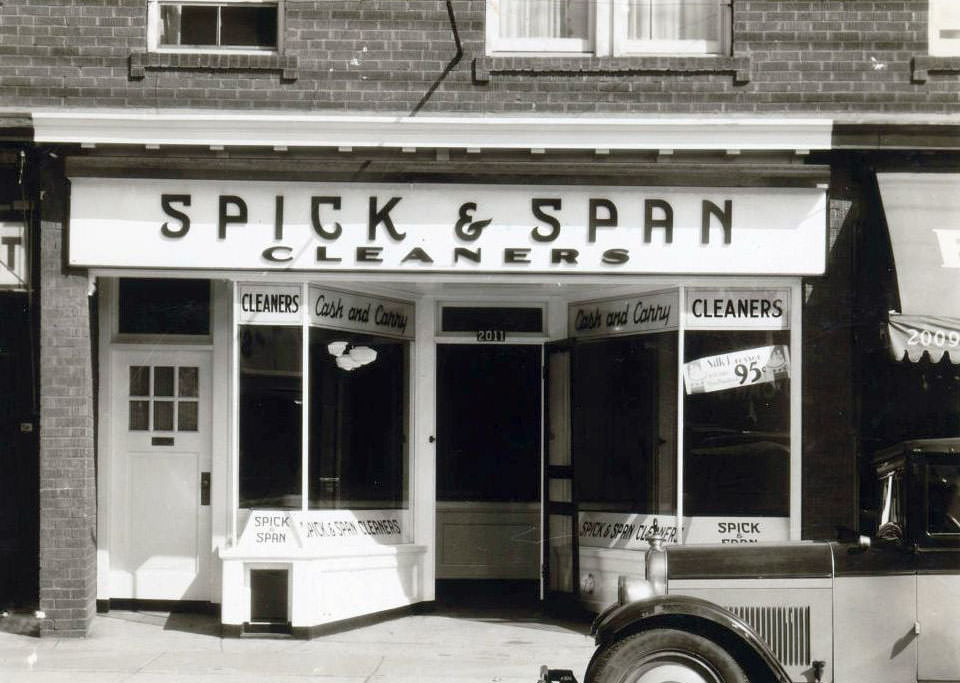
top-left (347, 346), bottom-right (377, 366)
top-left (327, 341), bottom-right (377, 371)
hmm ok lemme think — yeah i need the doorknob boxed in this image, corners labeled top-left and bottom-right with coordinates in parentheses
top-left (200, 472), bottom-right (211, 506)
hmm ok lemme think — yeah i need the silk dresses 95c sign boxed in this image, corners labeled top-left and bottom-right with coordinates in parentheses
top-left (683, 344), bottom-right (791, 395)
top-left (68, 178), bottom-right (827, 275)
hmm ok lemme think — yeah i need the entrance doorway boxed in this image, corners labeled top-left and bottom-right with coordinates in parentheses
top-left (435, 344), bottom-right (542, 600)
top-left (107, 349), bottom-right (213, 601)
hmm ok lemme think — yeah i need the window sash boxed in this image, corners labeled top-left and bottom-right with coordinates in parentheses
top-left (930, 0), bottom-right (960, 57)
top-left (149, 0), bottom-right (280, 53)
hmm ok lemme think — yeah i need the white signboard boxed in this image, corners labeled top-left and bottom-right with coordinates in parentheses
top-left (237, 284), bottom-right (302, 324)
top-left (236, 509), bottom-right (409, 556)
top-left (683, 344), bottom-right (791, 395)
top-left (685, 288), bottom-right (790, 330)
top-left (0, 222), bottom-right (27, 289)
top-left (309, 286), bottom-right (414, 339)
top-left (68, 178), bottom-right (827, 275)
top-left (578, 511), bottom-right (790, 550)
top-left (569, 290), bottom-right (678, 339)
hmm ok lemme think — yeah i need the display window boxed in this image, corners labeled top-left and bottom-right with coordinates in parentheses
top-left (236, 284), bottom-right (412, 513)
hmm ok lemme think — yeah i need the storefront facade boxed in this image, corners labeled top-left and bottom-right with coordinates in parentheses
top-left (44, 116), bottom-right (830, 630)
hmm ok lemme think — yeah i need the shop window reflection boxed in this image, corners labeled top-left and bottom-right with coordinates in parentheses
top-left (308, 328), bottom-right (408, 510)
top-left (683, 331), bottom-right (790, 517)
top-left (239, 326), bottom-right (303, 509)
top-left (573, 333), bottom-right (678, 514)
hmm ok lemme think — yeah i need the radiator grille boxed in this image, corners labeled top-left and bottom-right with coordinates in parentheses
top-left (727, 606), bottom-right (811, 667)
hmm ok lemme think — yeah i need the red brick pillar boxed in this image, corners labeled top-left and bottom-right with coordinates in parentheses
top-left (38, 172), bottom-right (97, 636)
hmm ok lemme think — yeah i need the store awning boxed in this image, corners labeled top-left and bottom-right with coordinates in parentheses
top-left (878, 173), bottom-right (960, 364)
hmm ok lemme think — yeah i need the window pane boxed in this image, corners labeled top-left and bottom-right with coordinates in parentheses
top-left (130, 366), bottom-right (150, 397)
top-left (154, 366), bottom-right (174, 397)
top-left (118, 278), bottom-right (210, 336)
top-left (179, 6), bottom-right (218, 46)
top-left (221, 6), bottom-right (278, 48)
top-left (683, 331), bottom-right (790, 517)
top-left (309, 329), bottom-right (408, 509)
top-left (178, 401), bottom-right (199, 432)
top-left (499, 0), bottom-right (589, 39)
top-left (178, 367), bottom-right (198, 397)
top-left (129, 400), bottom-right (150, 431)
top-left (441, 306), bottom-right (543, 334)
top-left (159, 5), bottom-right (183, 45)
top-left (574, 333), bottom-right (678, 514)
top-left (239, 326), bottom-right (302, 509)
top-left (436, 344), bottom-right (540, 502)
top-left (928, 464), bottom-right (960, 535)
top-left (628, 0), bottom-right (720, 41)
top-left (154, 400), bottom-right (174, 431)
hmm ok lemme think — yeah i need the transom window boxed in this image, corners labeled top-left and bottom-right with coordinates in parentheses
top-left (930, 0), bottom-right (960, 56)
top-left (150, 0), bottom-right (279, 51)
top-left (486, 0), bottom-right (729, 56)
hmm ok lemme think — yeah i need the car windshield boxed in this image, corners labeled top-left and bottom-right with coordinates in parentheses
top-left (927, 463), bottom-right (960, 535)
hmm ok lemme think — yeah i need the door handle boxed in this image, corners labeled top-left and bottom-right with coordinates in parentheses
top-left (200, 472), bottom-right (211, 506)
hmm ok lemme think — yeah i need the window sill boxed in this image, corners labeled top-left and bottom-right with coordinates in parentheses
top-left (129, 51), bottom-right (298, 81)
top-left (912, 55), bottom-right (960, 83)
top-left (473, 54), bottom-right (751, 84)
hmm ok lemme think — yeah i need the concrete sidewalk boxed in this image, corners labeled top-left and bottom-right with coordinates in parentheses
top-left (0, 604), bottom-right (595, 682)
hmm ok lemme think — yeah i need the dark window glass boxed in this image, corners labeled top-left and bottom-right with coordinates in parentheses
top-left (129, 401), bottom-right (150, 431)
top-left (178, 401), bottom-right (199, 432)
top-left (179, 6), bottom-right (218, 45)
top-left (129, 366), bottom-right (150, 397)
top-left (154, 366), bottom-right (175, 397)
top-left (441, 307), bottom-right (543, 334)
top-left (221, 6), bottom-right (278, 47)
top-left (927, 463), bottom-right (960, 535)
top-left (178, 367), bottom-right (198, 397)
top-left (309, 329), bottom-right (408, 509)
top-left (239, 326), bottom-right (302, 509)
top-left (118, 278), bottom-right (210, 336)
top-left (436, 344), bottom-right (541, 502)
top-left (573, 333), bottom-right (677, 513)
top-left (154, 400), bottom-right (174, 431)
top-left (683, 331), bottom-right (790, 517)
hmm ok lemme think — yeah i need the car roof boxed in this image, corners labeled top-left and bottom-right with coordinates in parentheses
top-left (874, 437), bottom-right (960, 464)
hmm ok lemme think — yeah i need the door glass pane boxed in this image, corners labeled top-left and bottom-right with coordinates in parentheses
top-left (178, 366), bottom-right (198, 397)
top-left (154, 366), bottom-right (174, 397)
top-left (436, 345), bottom-right (541, 502)
top-left (154, 400), bottom-right (174, 431)
top-left (239, 326), bottom-right (302, 509)
top-left (178, 401), bottom-right (198, 432)
top-left (129, 400), bottom-right (150, 431)
top-left (549, 478), bottom-right (572, 503)
top-left (129, 366), bottom-right (150, 397)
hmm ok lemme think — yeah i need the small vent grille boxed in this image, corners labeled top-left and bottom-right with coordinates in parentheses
top-left (727, 606), bottom-right (811, 667)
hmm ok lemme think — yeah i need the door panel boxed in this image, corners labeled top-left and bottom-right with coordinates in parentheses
top-left (110, 350), bottom-right (212, 601)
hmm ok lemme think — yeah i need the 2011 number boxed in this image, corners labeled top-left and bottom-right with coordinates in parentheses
top-left (476, 330), bottom-right (506, 342)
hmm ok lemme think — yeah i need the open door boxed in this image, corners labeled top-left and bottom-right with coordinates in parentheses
top-left (542, 341), bottom-right (577, 604)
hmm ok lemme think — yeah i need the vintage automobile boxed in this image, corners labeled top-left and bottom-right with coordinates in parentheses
top-left (542, 438), bottom-right (960, 683)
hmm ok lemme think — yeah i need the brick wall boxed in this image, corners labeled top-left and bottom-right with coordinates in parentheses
top-left (38, 165), bottom-right (96, 637)
top-left (0, 1), bottom-right (955, 114)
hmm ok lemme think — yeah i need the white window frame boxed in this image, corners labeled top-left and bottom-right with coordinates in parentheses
top-left (147, 0), bottom-right (283, 54)
top-left (485, 0), bottom-right (729, 57)
top-left (929, 0), bottom-right (960, 57)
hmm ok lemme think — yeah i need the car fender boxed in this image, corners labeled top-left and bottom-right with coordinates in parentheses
top-left (592, 594), bottom-right (792, 683)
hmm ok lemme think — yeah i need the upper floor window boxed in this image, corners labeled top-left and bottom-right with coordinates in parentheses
top-left (930, 0), bottom-right (960, 56)
top-left (149, 0), bottom-right (279, 51)
top-left (486, 0), bottom-right (729, 56)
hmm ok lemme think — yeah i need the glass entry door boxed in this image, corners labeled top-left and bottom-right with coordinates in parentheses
top-left (542, 342), bottom-right (577, 601)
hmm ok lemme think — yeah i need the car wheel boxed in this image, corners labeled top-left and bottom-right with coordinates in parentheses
top-left (584, 628), bottom-right (748, 683)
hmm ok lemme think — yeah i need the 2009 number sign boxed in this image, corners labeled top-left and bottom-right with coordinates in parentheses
top-left (476, 330), bottom-right (506, 342)
top-left (907, 327), bottom-right (960, 349)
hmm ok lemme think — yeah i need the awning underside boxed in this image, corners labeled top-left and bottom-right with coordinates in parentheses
top-left (878, 173), bottom-right (960, 364)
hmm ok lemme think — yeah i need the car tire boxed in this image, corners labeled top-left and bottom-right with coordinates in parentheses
top-left (584, 628), bottom-right (748, 683)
